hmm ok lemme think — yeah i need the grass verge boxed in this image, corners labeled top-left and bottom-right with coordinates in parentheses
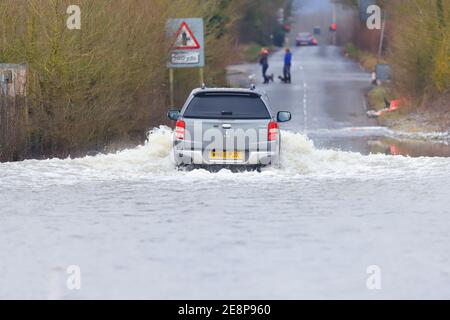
top-left (367, 86), bottom-right (394, 111)
top-left (344, 43), bottom-right (385, 72)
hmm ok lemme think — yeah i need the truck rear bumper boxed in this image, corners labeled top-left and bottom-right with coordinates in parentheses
top-left (173, 149), bottom-right (279, 166)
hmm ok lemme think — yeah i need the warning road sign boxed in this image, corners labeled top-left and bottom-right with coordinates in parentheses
top-left (167, 18), bottom-right (204, 68)
top-left (174, 21), bottom-right (201, 50)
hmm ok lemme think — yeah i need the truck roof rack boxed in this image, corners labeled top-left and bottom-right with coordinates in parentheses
top-left (194, 91), bottom-right (261, 97)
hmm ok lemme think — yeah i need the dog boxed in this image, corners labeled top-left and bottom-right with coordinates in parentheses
top-left (264, 73), bottom-right (274, 84)
top-left (278, 75), bottom-right (291, 84)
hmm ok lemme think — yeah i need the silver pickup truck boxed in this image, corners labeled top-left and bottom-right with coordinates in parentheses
top-left (167, 87), bottom-right (291, 169)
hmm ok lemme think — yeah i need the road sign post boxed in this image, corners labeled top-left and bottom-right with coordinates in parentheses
top-left (199, 68), bottom-right (204, 85)
top-left (166, 18), bottom-right (205, 106)
top-left (169, 68), bottom-right (174, 107)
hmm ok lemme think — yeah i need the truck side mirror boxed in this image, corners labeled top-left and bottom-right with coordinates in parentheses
top-left (277, 111), bottom-right (291, 123)
top-left (167, 110), bottom-right (181, 121)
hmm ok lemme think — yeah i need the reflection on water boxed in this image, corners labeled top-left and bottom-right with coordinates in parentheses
top-left (368, 138), bottom-right (450, 158)
top-left (312, 134), bottom-right (450, 158)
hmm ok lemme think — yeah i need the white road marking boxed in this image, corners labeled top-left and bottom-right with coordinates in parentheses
top-left (298, 64), bottom-right (308, 134)
top-left (303, 81), bottom-right (308, 135)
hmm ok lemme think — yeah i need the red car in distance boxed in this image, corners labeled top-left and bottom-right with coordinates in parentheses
top-left (295, 32), bottom-right (318, 46)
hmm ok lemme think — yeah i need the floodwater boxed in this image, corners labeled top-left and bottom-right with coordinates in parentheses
top-left (309, 127), bottom-right (450, 157)
top-left (2, 0), bottom-right (450, 299)
top-left (1, 127), bottom-right (450, 299)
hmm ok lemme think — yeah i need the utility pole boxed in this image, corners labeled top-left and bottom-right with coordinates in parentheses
top-left (378, 10), bottom-right (387, 59)
top-left (332, 3), bottom-right (337, 45)
top-left (332, 3), bottom-right (337, 23)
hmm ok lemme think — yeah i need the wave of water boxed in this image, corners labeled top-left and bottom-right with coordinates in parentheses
top-left (1, 126), bottom-right (450, 187)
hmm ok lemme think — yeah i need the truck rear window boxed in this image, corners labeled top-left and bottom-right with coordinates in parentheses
top-left (183, 94), bottom-right (271, 120)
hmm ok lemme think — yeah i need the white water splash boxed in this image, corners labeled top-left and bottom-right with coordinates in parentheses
top-left (1, 126), bottom-right (450, 188)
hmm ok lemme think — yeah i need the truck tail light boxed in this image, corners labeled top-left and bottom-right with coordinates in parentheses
top-left (268, 121), bottom-right (279, 141)
top-left (175, 120), bottom-right (185, 140)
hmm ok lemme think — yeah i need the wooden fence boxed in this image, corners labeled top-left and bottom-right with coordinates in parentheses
top-left (0, 64), bottom-right (28, 162)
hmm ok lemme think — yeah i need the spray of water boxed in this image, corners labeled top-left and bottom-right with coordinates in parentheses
top-left (1, 126), bottom-right (450, 187)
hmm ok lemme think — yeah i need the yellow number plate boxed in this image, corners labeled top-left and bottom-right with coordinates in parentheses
top-left (210, 151), bottom-right (244, 161)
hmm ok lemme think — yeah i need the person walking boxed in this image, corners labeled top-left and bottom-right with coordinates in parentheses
top-left (259, 48), bottom-right (273, 84)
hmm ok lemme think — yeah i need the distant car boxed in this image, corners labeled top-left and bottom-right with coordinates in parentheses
top-left (167, 87), bottom-right (292, 169)
top-left (296, 32), bottom-right (318, 46)
top-left (313, 26), bottom-right (321, 35)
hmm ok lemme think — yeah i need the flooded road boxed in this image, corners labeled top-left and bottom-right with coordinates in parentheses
top-left (1, 128), bottom-right (450, 299)
top-left (1, 0), bottom-right (450, 300)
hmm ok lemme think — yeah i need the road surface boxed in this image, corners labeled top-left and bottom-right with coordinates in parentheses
top-left (1, 0), bottom-right (450, 299)
top-left (228, 44), bottom-right (381, 154)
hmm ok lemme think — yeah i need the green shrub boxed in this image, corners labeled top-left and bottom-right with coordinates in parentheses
top-left (388, 0), bottom-right (450, 97)
top-left (368, 86), bottom-right (393, 111)
top-left (345, 43), bottom-right (382, 71)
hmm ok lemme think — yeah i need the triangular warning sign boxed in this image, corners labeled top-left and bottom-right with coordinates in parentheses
top-left (173, 21), bottom-right (201, 50)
